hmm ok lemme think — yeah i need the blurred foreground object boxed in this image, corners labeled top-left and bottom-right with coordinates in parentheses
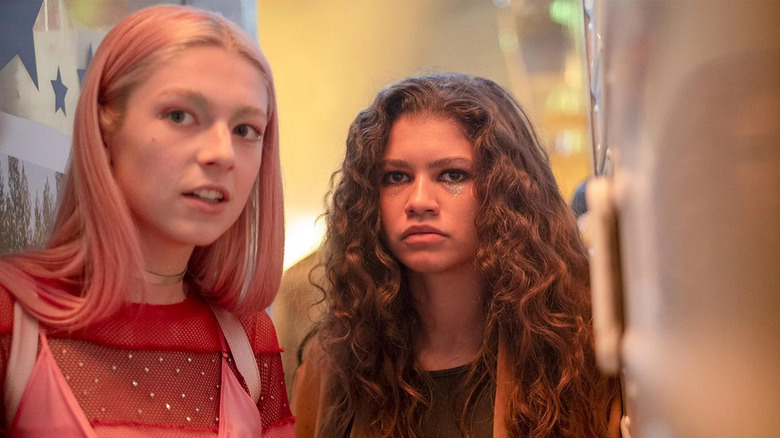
top-left (585, 1), bottom-right (780, 437)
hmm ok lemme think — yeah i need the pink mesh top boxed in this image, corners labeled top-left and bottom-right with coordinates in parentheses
top-left (0, 287), bottom-right (295, 437)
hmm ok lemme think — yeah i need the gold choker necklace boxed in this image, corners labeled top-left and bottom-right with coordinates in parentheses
top-left (144, 268), bottom-right (187, 286)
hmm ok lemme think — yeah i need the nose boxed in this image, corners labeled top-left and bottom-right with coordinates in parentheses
top-left (405, 177), bottom-right (439, 216)
top-left (197, 123), bottom-right (235, 170)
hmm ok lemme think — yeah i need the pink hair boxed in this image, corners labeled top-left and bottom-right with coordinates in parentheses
top-left (0, 5), bottom-right (284, 329)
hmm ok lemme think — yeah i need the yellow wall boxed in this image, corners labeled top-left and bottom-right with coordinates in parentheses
top-left (258, 1), bottom-right (592, 268)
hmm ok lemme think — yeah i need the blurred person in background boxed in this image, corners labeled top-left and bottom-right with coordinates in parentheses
top-left (272, 249), bottom-right (327, 400)
top-left (571, 177), bottom-right (592, 248)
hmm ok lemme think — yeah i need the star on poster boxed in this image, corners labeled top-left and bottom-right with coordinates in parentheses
top-left (77, 43), bottom-right (93, 85)
top-left (51, 67), bottom-right (68, 115)
top-left (0, 0), bottom-right (44, 89)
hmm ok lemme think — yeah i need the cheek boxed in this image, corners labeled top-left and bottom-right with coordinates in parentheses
top-left (234, 156), bottom-right (262, 201)
top-left (462, 191), bottom-right (479, 228)
top-left (445, 181), bottom-right (467, 197)
top-left (239, 149), bottom-right (262, 178)
top-left (237, 172), bottom-right (258, 201)
top-left (378, 198), bottom-right (396, 244)
top-left (110, 135), bottom-right (165, 172)
top-left (378, 195), bottom-right (396, 227)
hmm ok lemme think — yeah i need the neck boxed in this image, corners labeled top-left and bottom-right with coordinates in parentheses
top-left (144, 267), bottom-right (187, 286)
top-left (409, 268), bottom-right (486, 371)
top-left (128, 237), bottom-right (194, 304)
top-left (128, 280), bottom-right (189, 305)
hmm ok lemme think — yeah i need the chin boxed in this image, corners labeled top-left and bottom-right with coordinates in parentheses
top-left (176, 231), bottom-right (228, 248)
top-left (195, 233), bottom-right (229, 247)
top-left (400, 259), bottom-right (451, 275)
top-left (177, 221), bottom-right (236, 245)
top-left (399, 254), bottom-right (477, 276)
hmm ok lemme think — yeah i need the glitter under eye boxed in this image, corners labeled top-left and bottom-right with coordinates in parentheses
top-left (445, 181), bottom-right (466, 197)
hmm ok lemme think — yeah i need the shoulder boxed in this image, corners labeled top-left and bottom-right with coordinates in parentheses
top-left (607, 394), bottom-right (623, 438)
top-left (239, 310), bottom-right (283, 354)
top-left (291, 335), bottom-right (329, 438)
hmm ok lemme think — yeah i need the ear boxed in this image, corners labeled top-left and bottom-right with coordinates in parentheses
top-left (104, 145), bottom-right (114, 169)
top-left (97, 104), bottom-right (116, 167)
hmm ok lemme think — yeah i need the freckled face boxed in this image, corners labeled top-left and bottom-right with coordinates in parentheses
top-left (106, 46), bottom-right (269, 255)
top-left (379, 115), bottom-right (480, 275)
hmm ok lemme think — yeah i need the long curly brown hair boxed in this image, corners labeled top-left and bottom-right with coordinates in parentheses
top-left (316, 74), bottom-right (618, 437)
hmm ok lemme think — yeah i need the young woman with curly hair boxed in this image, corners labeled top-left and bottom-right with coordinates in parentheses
top-left (292, 73), bottom-right (621, 437)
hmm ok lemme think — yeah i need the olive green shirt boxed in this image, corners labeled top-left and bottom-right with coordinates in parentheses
top-left (419, 364), bottom-right (495, 438)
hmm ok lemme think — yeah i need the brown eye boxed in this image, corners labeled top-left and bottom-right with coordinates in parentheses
top-left (440, 169), bottom-right (468, 183)
top-left (382, 171), bottom-right (410, 185)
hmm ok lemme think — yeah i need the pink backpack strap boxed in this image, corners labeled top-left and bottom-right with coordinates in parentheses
top-left (210, 305), bottom-right (261, 404)
top-left (4, 301), bottom-right (39, 427)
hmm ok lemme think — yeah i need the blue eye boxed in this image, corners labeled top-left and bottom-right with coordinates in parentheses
top-left (382, 171), bottom-right (410, 185)
top-left (234, 124), bottom-right (263, 141)
top-left (165, 110), bottom-right (195, 125)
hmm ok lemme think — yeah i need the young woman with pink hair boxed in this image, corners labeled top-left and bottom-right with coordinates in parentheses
top-left (0, 5), bottom-right (293, 437)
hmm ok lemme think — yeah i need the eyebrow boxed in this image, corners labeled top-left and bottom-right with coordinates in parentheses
top-left (382, 157), bottom-right (473, 169)
top-left (429, 157), bottom-right (473, 169)
top-left (158, 88), bottom-right (268, 123)
top-left (234, 106), bottom-right (268, 125)
top-left (159, 89), bottom-right (209, 113)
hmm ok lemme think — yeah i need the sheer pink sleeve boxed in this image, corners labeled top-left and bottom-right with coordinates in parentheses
top-left (0, 285), bottom-right (14, 435)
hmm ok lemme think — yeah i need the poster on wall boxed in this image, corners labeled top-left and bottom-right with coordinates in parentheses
top-left (0, 0), bottom-right (256, 256)
top-left (1, 0), bottom-right (74, 255)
